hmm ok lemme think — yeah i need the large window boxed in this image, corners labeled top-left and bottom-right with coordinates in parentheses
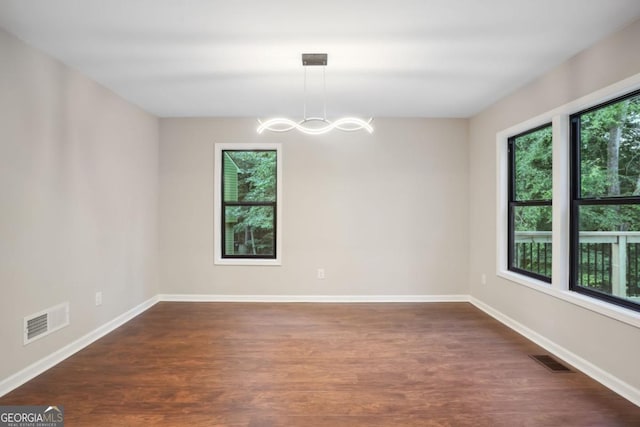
top-left (571, 90), bottom-right (640, 310)
top-left (508, 124), bottom-right (553, 282)
top-left (214, 143), bottom-right (282, 265)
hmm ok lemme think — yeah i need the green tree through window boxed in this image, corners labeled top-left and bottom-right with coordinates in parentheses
top-left (222, 150), bottom-right (277, 258)
top-left (572, 90), bottom-right (640, 309)
top-left (508, 124), bottom-right (553, 281)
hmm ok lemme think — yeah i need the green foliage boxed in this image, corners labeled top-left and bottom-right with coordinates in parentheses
top-left (513, 94), bottom-right (640, 294)
top-left (224, 150), bottom-right (277, 255)
top-left (226, 206), bottom-right (274, 254)
top-left (513, 125), bottom-right (553, 234)
top-left (514, 126), bottom-right (553, 201)
top-left (229, 151), bottom-right (277, 202)
top-left (514, 95), bottom-right (640, 232)
top-left (579, 95), bottom-right (640, 230)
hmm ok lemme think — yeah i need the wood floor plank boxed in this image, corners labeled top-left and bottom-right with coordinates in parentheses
top-left (1, 302), bottom-right (638, 426)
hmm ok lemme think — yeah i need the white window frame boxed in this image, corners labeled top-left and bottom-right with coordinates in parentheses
top-left (214, 142), bottom-right (283, 266)
top-left (496, 72), bottom-right (640, 328)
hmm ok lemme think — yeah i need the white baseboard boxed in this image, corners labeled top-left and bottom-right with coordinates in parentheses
top-left (158, 294), bottom-right (470, 303)
top-left (469, 296), bottom-right (640, 407)
top-left (0, 295), bottom-right (159, 398)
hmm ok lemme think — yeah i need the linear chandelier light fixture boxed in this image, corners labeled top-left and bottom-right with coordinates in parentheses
top-left (257, 53), bottom-right (373, 135)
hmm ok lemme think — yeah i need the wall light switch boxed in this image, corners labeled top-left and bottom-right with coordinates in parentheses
top-left (95, 291), bottom-right (103, 306)
top-left (317, 268), bottom-right (325, 280)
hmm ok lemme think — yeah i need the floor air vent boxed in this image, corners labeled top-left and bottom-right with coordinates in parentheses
top-left (529, 354), bottom-right (572, 373)
top-left (24, 302), bottom-right (69, 345)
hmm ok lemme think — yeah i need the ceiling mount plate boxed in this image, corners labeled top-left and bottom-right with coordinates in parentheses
top-left (302, 53), bottom-right (327, 66)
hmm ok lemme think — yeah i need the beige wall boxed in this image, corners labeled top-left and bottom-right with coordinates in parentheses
top-left (0, 29), bottom-right (159, 381)
top-left (469, 20), bottom-right (640, 391)
top-left (160, 118), bottom-right (469, 296)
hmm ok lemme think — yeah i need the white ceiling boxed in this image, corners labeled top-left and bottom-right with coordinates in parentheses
top-left (1, 0), bottom-right (640, 118)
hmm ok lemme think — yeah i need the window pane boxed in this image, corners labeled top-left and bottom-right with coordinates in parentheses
top-left (579, 93), bottom-right (640, 199)
top-left (577, 204), bottom-right (640, 301)
top-left (514, 126), bottom-right (552, 201)
top-left (512, 205), bottom-right (552, 278)
top-left (223, 151), bottom-right (276, 202)
top-left (224, 206), bottom-right (275, 256)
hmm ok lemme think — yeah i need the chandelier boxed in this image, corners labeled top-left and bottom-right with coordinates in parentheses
top-left (257, 53), bottom-right (373, 135)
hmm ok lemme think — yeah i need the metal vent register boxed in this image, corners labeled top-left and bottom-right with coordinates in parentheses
top-left (530, 354), bottom-right (573, 373)
top-left (24, 302), bottom-right (69, 345)
top-left (26, 313), bottom-right (48, 340)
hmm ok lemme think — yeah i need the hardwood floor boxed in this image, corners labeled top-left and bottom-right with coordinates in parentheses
top-left (1, 302), bottom-right (639, 426)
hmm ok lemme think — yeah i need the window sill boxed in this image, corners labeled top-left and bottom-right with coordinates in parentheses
top-left (498, 270), bottom-right (552, 291)
top-left (214, 258), bottom-right (281, 266)
top-left (498, 269), bottom-right (640, 329)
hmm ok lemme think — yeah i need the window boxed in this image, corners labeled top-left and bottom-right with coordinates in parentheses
top-left (571, 90), bottom-right (640, 310)
top-left (508, 124), bottom-right (553, 282)
top-left (214, 143), bottom-right (282, 265)
top-left (498, 78), bottom-right (640, 322)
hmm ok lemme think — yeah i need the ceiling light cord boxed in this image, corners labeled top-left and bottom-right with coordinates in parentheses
top-left (323, 66), bottom-right (327, 122)
top-left (303, 65), bottom-right (307, 121)
top-left (303, 65), bottom-right (327, 122)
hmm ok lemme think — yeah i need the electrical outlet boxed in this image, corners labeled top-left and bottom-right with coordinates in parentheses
top-left (95, 291), bottom-right (102, 306)
top-left (317, 268), bottom-right (325, 280)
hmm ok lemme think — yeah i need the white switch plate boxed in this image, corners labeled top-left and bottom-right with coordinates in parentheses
top-left (481, 274), bottom-right (487, 285)
top-left (317, 268), bottom-right (325, 280)
top-left (95, 291), bottom-right (103, 306)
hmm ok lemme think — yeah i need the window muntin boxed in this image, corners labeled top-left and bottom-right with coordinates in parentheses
top-left (571, 90), bottom-right (640, 310)
top-left (221, 149), bottom-right (277, 259)
top-left (508, 124), bottom-right (553, 282)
